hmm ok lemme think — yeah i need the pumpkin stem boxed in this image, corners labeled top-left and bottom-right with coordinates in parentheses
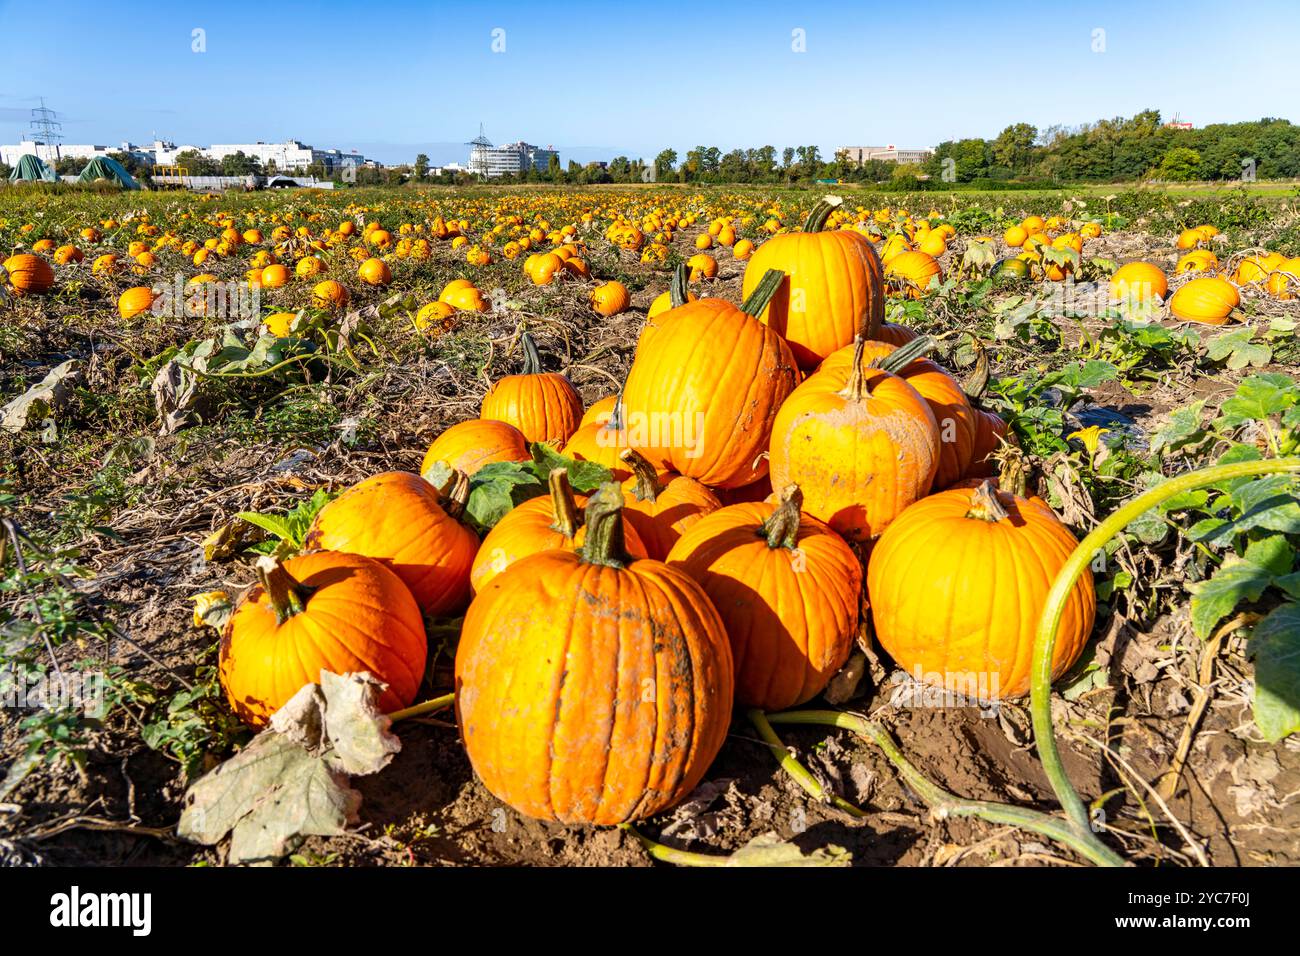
top-left (873, 334), bottom-right (936, 375)
top-left (620, 448), bottom-right (663, 502)
top-left (519, 330), bottom-right (542, 375)
top-left (838, 336), bottom-right (871, 402)
top-left (740, 268), bottom-right (785, 317)
top-left (548, 468), bottom-right (581, 538)
top-left (998, 452), bottom-right (1030, 499)
top-left (669, 263), bottom-right (690, 308)
top-left (607, 392), bottom-right (626, 432)
top-left (965, 480), bottom-right (1010, 522)
top-left (962, 339), bottom-right (990, 401)
top-left (802, 195), bottom-right (843, 233)
top-left (255, 555), bottom-right (310, 624)
top-left (430, 466), bottom-right (471, 521)
top-left (578, 482), bottom-right (629, 568)
top-left (760, 484), bottom-right (804, 550)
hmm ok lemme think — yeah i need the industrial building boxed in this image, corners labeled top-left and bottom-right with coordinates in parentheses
top-left (839, 145), bottom-right (934, 165)
top-left (1, 138), bottom-right (366, 172)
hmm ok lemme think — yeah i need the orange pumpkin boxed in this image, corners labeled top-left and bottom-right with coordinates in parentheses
top-left (818, 340), bottom-right (976, 491)
top-left (1109, 261), bottom-right (1168, 304)
top-left (469, 469), bottom-right (647, 592)
top-left (580, 395), bottom-right (619, 428)
top-left (456, 484), bottom-right (734, 824)
top-left (741, 197), bottom-right (886, 369)
top-left (420, 419), bottom-right (529, 477)
top-left (618, 449), bottom-right (721, 560)
top-left (768, 337), bottom-right (939, 544)
top-left (867, 481), bottom-right (1094, 699)
top-left (219, 552), bottom-right (427, 727)
top-left (667, 485), bottom-right (861, 710)
top-left (561, 410), bottom-right (635, 481)
top-left (588, 281), bottom-right (631, 317)
top-left (306, 470), bottom-right (479, 616)
top-left (964, 409), bottom-right (1014, 479)
top-left (3, 253), bottom-right (55, 295)
top-left (621, 270), bottom-right (799, 488)
top-left (480, 332), bottom-right (582, 444)
top-left (1168, 276), bottom-right (1240, 324)
top-left (118, 286), bottom-right (157, 319)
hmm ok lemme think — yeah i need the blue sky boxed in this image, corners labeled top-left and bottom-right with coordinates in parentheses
top-left (2, 0), bottom-right (1298, 167)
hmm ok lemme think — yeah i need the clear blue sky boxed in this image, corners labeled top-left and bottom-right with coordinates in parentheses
top-left (2, 0), bottom-right (1297, 166)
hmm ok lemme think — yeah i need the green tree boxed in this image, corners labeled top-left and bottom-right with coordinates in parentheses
top-left (654, 148), bottom-right (677, 179)
top-left (414, 153), bottom-right (429, 179)
top-left (1157, 146), bottom-right (1202, 181)
top-left (992, 123), bottom-right (1038, 173)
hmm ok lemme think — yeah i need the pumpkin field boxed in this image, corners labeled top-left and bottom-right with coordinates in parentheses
top-left (1, 182), bottom-right (1299, 869)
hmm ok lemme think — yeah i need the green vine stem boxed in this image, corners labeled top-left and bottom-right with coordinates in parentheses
top-left (762, 709), bottom-right (1126, 867)
top-left (874, 334), bottom-right (936, 374)
top-left (1030, 456), bottom-right (1300, 841)
top-left (802, 195), bottom-right (843, 233)
top-left (740, 268), bottom-right (785, 317)
top-left (387, 692), bottom-right (455, 723)
top-left (749, 710), bottom-right (866, 817)
top-left (619, 824), bottom-right (730, 866)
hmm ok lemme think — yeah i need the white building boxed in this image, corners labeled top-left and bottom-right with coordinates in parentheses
top-left (202, 141), bottom-right (365, 172)
top-left (0, 140), bottom-right (153, 166)
top-left (839, 144), bottom-right (934, 166)
top-left (468, 140), bottom-right (558, 177)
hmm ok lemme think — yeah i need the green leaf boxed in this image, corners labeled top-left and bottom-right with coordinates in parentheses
top-left (1204, 329), bottom-right (1271, 371)
top-left (529, 442), bottom-right (614, 492)
top-left (1150, 401), bottom-right (1206, 456)
top-left (1217, 373), bottom-right (1299, 428)
top-left (1250, 603), bottom-right (1300, 743)
top-left (235, 511), bottom-right (296, 542)
top-left (724, 832), bottom-right (852, 867)
top-left (1243, 535), bottom-right (1297, 578)
top-left (1187, 558), bottom-right (1273, 639)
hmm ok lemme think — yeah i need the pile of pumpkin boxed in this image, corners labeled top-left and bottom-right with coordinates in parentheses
top-left (214, 196), bottom-right (1098, 825)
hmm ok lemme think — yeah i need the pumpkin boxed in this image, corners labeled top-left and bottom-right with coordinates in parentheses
top-left (420, 419), bottom-right (528, 477)
top-left (964, 409), bottom-right (1014, 479)
top-left (1169, 276), bottom-right (1240, 324)
top-left (589, 281), bottom-right (631, 317)
top-left (456, 483), bottom-right (734, 824)
top-left (768, 336), bottom-right (939, 543)
top-left (561, 406), bottom-right (635, 481)
top-left (666, 485), bottom-right (860, 710)
top-left (480, 332), bottom-right (583, 444)
top-left (621, 269), bottom-right (799, 488)
top-left (306, 470), bottom-right (478, 617)
top-left (3, 254), bottom-right (55, 295)
top-left (357, 257), bottom-right (392, 286)
top-left (1003, 225), bottom-right (1028, 248)
top-left (867, 481), bottom-right (1095, 699)
top-left (740, 196), bottom-right (886, 369)
top-left (1175, 250), bottom-right (1218, 275)
top-left (885, 251), bottom-right (942, 298)
top-left (219, 552), bottom-right (427, 727)
top-left (1266, 258), bottom-right (1300, 300)
top-left (312, 279), bottom-right (350, 309)
top-left (618, 449), bottom-right (721, 560)
top-left (580, 395), bottom-right (619, 428)
top-left (1109, 261), bottom-right (1168, 304)
top-left (118, 286), bottom-right (157, 319)
top-left (469, 468), bottom-right (648, 592)
top-left (817, 339), bottom-right (976, 491)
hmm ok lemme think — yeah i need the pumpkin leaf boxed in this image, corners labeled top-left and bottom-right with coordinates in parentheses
top-left (723, 832), bottom-right (852, 867)
top-left (1150, 401), bottom-right (1207, 456)
top-left (1205, 328), bottom-right (1271, 371)
top-left (529, 441), bottom-right (614, 492)
top-left (1187, 558), bottom-right (1274, 639)
top-left (427, 460), bottom-right (544, 533)
top-left (1, 359), bottom-right (81, 434)
top-left (1250, 603), bottom-right (1300, 743)
top-left (236, 488), bottom-right (336, 554)
top-left (1216, 373), bottom-right (1299, 428)
top-left (178, 672), bottom-right (399, 864)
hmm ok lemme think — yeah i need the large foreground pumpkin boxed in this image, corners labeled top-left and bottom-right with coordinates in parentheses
top-left (621, 269), bottom-right (799, 488)
top-left (867, 481), bottom-right (1094, 699)
top-left (456, 484), bottom-right (734, 824)
top-left (667, 486), bottom-right (861, 711)
top-left (741, 197), bottom-right (886, 369)
top-left (480, 332), bottom-right (582, 443)
top-left (768, 336), bottom-right (940, 543)
top-left (220, 553), bottom-right (427, 727)
top-left (306, 470), bottom-right (478, 616)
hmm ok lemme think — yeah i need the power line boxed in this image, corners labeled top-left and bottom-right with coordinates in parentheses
top-left (29, 97), bottom-right (62, 144)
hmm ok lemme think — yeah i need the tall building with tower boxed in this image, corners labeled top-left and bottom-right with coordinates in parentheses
top-left (466, 125), bottom-right (558, 177)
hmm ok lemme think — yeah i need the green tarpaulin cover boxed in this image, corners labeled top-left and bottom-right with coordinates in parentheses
top-left (75, 155), bottom-right (140, 189)
top-left (8, 153), bottom-right (58, 183)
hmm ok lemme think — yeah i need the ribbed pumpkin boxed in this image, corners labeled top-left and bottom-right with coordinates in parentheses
top-left (561, 404), bottom-right (635, 481)
top-left (740, 197), bottom-right (886, 369)
top-left (768, 337), bottom-right (940, 544)
top-left (456, 484), bottom-right (734, 824)
top-left (469, 469), bottom-right (647, 592)
top-left (964, 409), bottom-right (1014, 479)
top-left (867, 481), bottom-right (1095, 699)
top-left (1109, 261), bottom-right (1168, 304)
top-left (480, 332), bottom-right (582, 444)
top-left (220, 552), bottom-right (427, 727)
top-left (3, 253), bottom-right (55, 295)
top-left (1169, 276), bottom-right (1240, 324)
top-left (817, 339), bottom-right (976, 490)
top-left (619, 449), bottom-right (721, 560)
top-left (588, 280), bottom-right (631, 316)
top-left (580, 394), bottom-right (619, 428)
top-left (118, 286), bottom-right (157, 319)
top-left (621, 269), bottom-right (799, 488)
top-left (306, 470), bottom-right (478, 616)
top-left (420, 419), bottom-right (528, 478)
top-left (884, 250), bottom-right (942, 298)
top-left (667, 486), bottom-right (860, 711)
